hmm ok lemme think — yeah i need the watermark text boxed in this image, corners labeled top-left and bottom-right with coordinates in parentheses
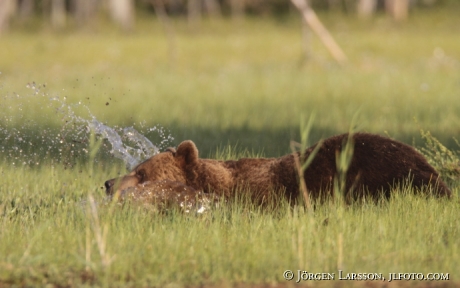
top-left (282, 270), bottom-right (449, 283)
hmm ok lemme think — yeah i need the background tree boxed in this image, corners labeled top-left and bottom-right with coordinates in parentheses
top-left (385, 0), bottom-right (410, 21)
top-left (357, 0), bottom-right (377, 18)
top-left (0, 0), bottom-right (15, 33)
top-left (0, 0), bottom-right (451, 34)
top-left (71, 0), bottom-right (99, 27)
top-left (109, 0), bottom-right (135, 31)
top-left (51, 0), bottom-right (66, 29)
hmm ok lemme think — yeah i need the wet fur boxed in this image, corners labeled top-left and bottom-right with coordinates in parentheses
top-left (115, 180), bottom-right (217, 212)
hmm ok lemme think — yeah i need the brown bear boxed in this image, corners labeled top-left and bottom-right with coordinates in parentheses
top-left (105, 133), bottom-right (452, 204)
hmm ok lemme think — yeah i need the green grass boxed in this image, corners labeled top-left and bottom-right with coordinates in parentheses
top-left (0, 162), bottom-right (458, 287)
top-left (1, 8), bottom-right (460, 287)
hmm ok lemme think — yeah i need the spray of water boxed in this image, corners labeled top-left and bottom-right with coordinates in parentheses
top-left (89, 120), bottom-right (161, 170)
top-left (1, 81), bottom-right (222, 215)
top-left (0, 82), bottom-right (173, 170)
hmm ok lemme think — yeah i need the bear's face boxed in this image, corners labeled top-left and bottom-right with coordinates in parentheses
top-left (104, 141), bottom-right (199, 196)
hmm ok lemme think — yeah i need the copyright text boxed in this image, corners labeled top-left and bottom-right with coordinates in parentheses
top-left (282, 270), bottom-right (449, 283)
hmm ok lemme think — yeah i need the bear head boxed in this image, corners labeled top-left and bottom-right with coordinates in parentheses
top-left (104, 140), bottom-right (199, 196)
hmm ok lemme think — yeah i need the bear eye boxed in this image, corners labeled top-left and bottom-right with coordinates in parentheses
top-left (136, 169), bottom-right (146, 181)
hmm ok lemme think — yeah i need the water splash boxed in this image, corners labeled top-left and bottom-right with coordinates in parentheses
top-left (89, 120), bottom-right (161, 170)
top-left (0, 82), bottom-right (173, 169)
top-left (115, 180), bottom-right (219, 215)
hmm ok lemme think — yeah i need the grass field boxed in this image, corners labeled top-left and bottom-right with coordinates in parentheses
top-left (1, 7), bottom-right (460, 287)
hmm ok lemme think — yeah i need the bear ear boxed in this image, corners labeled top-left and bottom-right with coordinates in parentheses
top-left (175, 140), bottom-right (199, 165)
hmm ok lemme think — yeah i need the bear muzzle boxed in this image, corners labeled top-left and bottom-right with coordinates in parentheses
top-left (105, 179), bottom-right (116, 195)
top-left (104, 174), bottom-right (142, 196)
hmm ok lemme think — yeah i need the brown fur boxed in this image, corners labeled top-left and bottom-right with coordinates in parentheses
top-left (105, 133), bottom-right (452, 203)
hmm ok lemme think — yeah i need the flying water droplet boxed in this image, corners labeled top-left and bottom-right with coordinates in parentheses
top-left (1, 82), bottom-right (174, 169)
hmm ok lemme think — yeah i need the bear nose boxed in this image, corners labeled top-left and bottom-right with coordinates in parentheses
top-left (105, 180), bottom-right (114, 193)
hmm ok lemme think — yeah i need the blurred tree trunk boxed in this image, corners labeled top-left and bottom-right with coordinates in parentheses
top-left (385, 0), bottom-right (409, 21)
top-left (0, 0), bottom-right (15, 33)
top-left (51, 0), bottom-right (66, 29)
top-left (230, 0), bottom-right (244, 21)
top-left (203, 0), bottom-right (222, 18)
top-left (71, 0), bottom-right (98, 27)
top-left (357, 0), bottom-right (377, 18)
top-left (109, 0), bottom-right (134, 31)
top-left (188, 0), bottom-right (201, 28)
top-left (18, 0), bottom-right (34, 19)
top-left (392, 0), bottom-right (409, 21)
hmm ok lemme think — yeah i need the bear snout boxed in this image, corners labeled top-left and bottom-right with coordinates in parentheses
top-left (105, 179), bottom-right (115, 195)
